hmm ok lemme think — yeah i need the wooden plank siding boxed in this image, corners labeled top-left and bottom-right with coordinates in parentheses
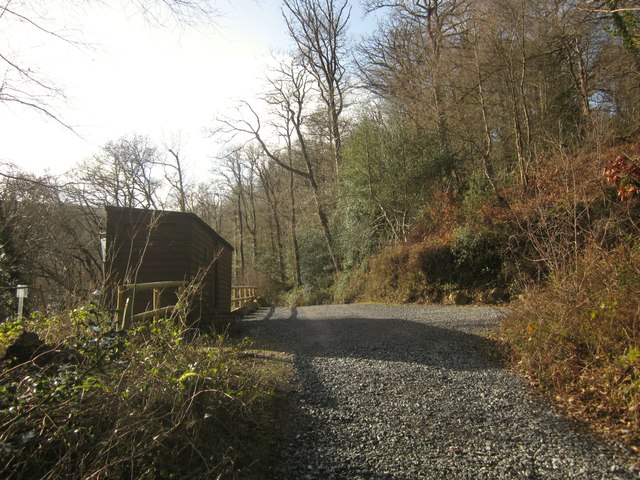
top-left (105, 206), bottom-right (234, 324)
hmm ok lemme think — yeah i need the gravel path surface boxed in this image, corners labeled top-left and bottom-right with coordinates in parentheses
top-left (241, 304), bottom-right (638, 479)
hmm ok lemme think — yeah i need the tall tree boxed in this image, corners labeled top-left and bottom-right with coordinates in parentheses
top-left (361, 1), bottom-right (468, 143)
top-left (0, 167), bottom-right (103, 311)
top-left (605, 0), bottom-right (640, 70)
top-left (218, 149), bottom-right (248, 280)
top-left (283, 0), bottom-right (351, 178)
top-left (163, 144), bottom-right (190, 212)
top-left (358, 0), bottom-right (469, 192)
top-left (190, 182), bottom-right (224, 232)
top-left (74, 135), bottom-right (162, 209)
top-left (217, 59), bottom-right (340, 274)
top-left (254, 153), bottom-right (287, 284)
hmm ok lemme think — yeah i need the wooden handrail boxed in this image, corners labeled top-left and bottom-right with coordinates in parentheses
top-left (117, 280), bottom-right (187, 329)
top-left (120, 280), bottom-right (187, 291)
top-left (132, 305), bottom-right (176, 322)
top-left (231, 285), bottom-right (257, 312)
top-left (118, 282), bottom-right (258, 327)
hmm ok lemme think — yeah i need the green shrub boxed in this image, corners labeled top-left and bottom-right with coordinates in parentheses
top-left (282, 285), bottom-right (333, 307)
top-left (0, 306), bottom-right (285, 479)
top-left (331, 266), bottom-right (368, 304)
top-left (361, 227), bottom-right (510, 303)
top-left (364, 245), bottom-right (410, 302)
top-left (415, 240), bottom-right (457, 286)
top-left (452, 225), bottom-right (506, 288)
top-left (362, 239), bottom-right (454, 303)
top-left (297, 226), bottom-right (335, 289)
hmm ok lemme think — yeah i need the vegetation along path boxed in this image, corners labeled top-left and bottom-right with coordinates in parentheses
top-left (242, 304), bottom-right (638, 479)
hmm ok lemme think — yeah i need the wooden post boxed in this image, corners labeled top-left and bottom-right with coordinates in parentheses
top-left (117, 285), bottom-right (130, 330)
top-left (153, 288), bottom-right (161, 322)
top-left (122, 297), bottom-right (131, 330)
top-left (117, 281), bottom-right (188, 329)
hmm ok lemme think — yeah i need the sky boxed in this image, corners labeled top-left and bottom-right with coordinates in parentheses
top-left (0, 0), bottom-right (378, 179)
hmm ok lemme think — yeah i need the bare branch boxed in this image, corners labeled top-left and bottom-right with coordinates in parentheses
top-left (132, 0), bottom-right (222, 27)
top-left (3, 4), bottom-right (79, 46)
top-left (216, 101), bottom-right (311, 179)
top-left (0, 0), bottom-right (220, 131)
top-left (282, 0), bottom-right (351, 177)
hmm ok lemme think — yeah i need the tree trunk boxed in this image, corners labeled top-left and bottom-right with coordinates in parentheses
top-left (289, 167), bottom-right (302, 287)
top-left (236, 189), bottom-right (245, 281)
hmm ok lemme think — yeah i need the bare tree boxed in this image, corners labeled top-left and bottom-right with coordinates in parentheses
top-left (287, 150), bottom-right (303, 286)
top-left (241, 146), bottom-right (261, 269)
top-left (0, 166), bottom-right (103, 314)
top-left (165, 148), bottom-right (188, 212)
top-left (190, 182), bottom-right (224, 232)
top-left (283, 0), bottom-right (351, 178)
top-left (162, 138), bottom-right (191, 212)
top-left (598, 0), bottom-right (640, 70)
top-left (217, 149), bottom-right (249, 280)
top-left (133, 0), bottom-right (221, 25)
top-left (216, 59), bottom-right (340, 274)
top-left (73, 135), bottom-right (162, 209)
top-left (265, 59), bottom-right (340, 273)
top-left (361, 0), bottom-right (468, 147)
top-left (0, 2), bottom-right (73, 129)
top-left (253, 152), bottom-right (288, 284)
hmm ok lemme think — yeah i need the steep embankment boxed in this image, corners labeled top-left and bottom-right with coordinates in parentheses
top-left (332, 143), bottom-right (640, 455)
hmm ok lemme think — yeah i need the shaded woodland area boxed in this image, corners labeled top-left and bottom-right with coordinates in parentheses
top-left (211, 0), bottom-right (640, 308)
top-left (1, 0), bottom-right (640, 474)
top-left (1, 0), bottom-right (638, 308)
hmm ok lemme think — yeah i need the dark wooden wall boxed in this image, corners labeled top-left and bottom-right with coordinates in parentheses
top-left (105, 207), bottom-right (233, 320)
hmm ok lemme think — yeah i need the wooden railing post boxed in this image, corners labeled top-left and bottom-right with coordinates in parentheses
top-left (231, 286), bottom-right (238, 311)
top-left (116, 285), bottom-right (124, 324)
top-left (153, 288), bottom-right (161, 322)
top-left (117, 285), bottom-right (132, 330)
top-left (230, 285), bottom-right (258, 312)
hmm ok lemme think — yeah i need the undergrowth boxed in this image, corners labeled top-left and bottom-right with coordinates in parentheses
top-left (332, 142), bottom-right (640, 456)
top-left (355, 224), bottom-right (510, 304)
top-left (0, 305), bottom-right (290, 479)
top-left (500, 243), bottom-right (640, 453)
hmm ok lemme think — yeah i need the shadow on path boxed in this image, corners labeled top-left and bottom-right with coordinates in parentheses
top-left (240, 305), bottom-right (637, 479)
top-left (242, 304), bottom-right (503, 372)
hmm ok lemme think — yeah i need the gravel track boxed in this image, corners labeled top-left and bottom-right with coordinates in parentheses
top-left (240, 304), bottom-right (638, 479)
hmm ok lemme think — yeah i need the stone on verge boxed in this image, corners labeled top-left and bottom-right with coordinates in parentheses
top-left (448, 291), bottom-right (471, 305)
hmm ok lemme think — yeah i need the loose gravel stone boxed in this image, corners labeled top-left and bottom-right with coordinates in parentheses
top-left (241, 304), bottom-right (639, 479)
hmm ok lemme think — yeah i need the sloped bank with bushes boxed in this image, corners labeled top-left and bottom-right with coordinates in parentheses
top-left (330, 144), bottom-right (640, 456)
